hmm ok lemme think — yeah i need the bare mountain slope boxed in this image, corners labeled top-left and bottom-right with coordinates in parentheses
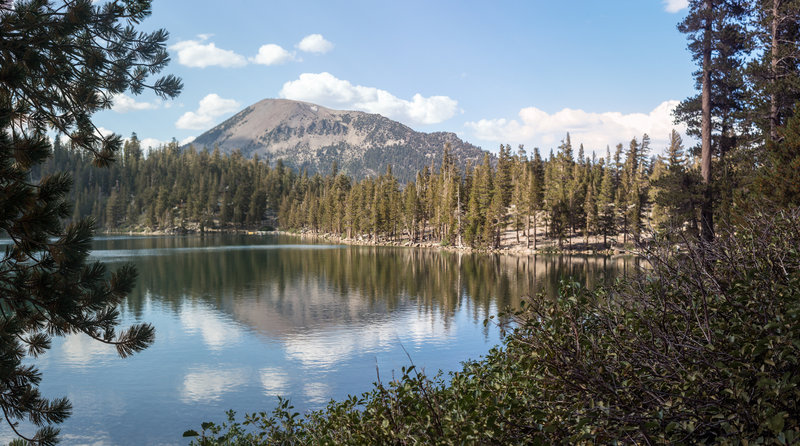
top-left (187, 98), bottom-right (488, 182)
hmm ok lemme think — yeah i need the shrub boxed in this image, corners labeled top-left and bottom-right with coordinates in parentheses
top-left (187, 207), bottom-right (800, 444)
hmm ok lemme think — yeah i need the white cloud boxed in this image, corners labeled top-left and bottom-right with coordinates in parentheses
top-left (139, 137), bottom-right (167, 151)
top-left (464, 100), bottom-right (689, 155)
top-left (170, 37), bottom-right (247, 68)
top-left (250, 44), bottom-right (296, 66)
top-left (279, 72), bottom-right (459, 125)
top-left (95, 126), bottom-right (114, 138)
top-left (175, 94), bottom-right (241, 130)
top-left (111, 93), bottom-right (159, 113)
top-left (180, 136), bottom-right (196, 146)
top-left (297, 34), bottom-right (334, 54)
top-left (664, 0), bottom-right (688, 13)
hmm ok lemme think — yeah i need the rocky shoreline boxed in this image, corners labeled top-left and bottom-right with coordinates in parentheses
top-left (100, 225), bottom-right (636, 256)
top-left (273, 230), bottom-right (635, 256)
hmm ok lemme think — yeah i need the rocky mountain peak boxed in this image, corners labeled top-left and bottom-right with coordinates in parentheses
top-left (187, 98), bottom-right (488, 182)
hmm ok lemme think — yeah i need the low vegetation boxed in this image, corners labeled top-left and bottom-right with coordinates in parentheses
top-left (186, 207), bottom-right (800, 444)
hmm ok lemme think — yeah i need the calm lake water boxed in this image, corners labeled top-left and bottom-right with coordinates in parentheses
top-left (0, 235), bottom-right (634, 445)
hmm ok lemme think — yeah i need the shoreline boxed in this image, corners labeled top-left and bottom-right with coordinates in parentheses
top-left (100, 227), bottom-right (636, 256)
top-left (275, 230), bottom-right (635, 256)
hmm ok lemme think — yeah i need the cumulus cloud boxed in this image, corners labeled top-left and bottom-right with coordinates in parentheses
top-left (250, 44), bottom-right (296, 66)
top-left (180, 135), bottom-right (196, 146)
top-left (279, 72), bottom-right (459, 125)
top-left (664, 0), bottom-right (688, 13)
top-left (464, 100), bottom-right (689, 155)
top-left (111, 93), bottom-right (159, 113)
top-left (297, 34), bottom-right (333, 54)
top-left (170, 36), bottom-right (247, 68)
top-left (95, 126), bottom-right (114, 138)
top-left (175, 94), bottom-right (241, 130)
top-left (139, 137), bottom-right (168, 151)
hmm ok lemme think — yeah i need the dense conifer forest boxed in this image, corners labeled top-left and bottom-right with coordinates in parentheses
top-left (40, 129), bottom-right (722, 251)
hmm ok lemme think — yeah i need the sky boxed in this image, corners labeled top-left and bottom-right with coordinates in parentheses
top-left (94, 0), bottom-right (695, 157)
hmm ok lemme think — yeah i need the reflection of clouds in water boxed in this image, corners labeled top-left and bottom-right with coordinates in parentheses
top-left (180, 302), bottom-right (242, 350)
top-left (61, 333), bottom-right (116, 366)
top-left (259, 367), bottom-right (289, 396)
top-left (284, 310), bottom-right (454, 370)
top-left (405, 312), bottom-right (453, 345)
top-left (304, 382), bottom-right (331, 405)
top-left (60, 433), bottom-right (112, 446)
top-left (181, 367), bottom-right (248, 403)
top-left (89, 243), bottom-right (343, 261)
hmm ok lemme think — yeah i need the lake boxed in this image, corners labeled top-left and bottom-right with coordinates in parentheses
top-left (0, 234), bottom-right (634, 445)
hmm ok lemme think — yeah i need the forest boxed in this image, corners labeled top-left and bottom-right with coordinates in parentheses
top-left (40, 114), bottom-right (795, 252)
top-left (37, 129), bottom-right (691, 250)
top-left (35, 0), bottom-right (800, 252)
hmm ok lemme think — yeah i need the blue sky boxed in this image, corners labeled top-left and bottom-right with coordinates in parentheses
top-left (95, 0), bottom-right (694, 156)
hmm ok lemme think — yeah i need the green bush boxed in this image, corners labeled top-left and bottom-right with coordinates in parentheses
top-left (187, 207), bottom-right (800, 444)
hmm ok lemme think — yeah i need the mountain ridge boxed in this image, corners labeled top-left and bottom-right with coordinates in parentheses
top-left (186, 98), bottom-right (489, 182)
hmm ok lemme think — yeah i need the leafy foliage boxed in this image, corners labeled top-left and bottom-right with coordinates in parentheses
top-left (188, 207), bottom-right (800, 444)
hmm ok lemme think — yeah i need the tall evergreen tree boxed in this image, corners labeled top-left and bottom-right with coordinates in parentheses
top-left (677, 0), bottom-right (749, 240)
top-left (755, 105), bottom-right (800, 205)
top-left (597, 148), bottom-right (617, 247)
top-left (0, 0), bottom-right (181, 442)
top-left (749, 0), bottom-right (800, 142)
top-left (651, 130), bottom-right (701, 234)
top-left (527, 148), bottom-right (545, 249)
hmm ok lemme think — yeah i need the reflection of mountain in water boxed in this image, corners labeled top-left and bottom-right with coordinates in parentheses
top-left (98, 235), bottom-right (635, 339)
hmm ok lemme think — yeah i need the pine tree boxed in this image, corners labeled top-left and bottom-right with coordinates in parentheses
top-left (511, 145), bottom-right (528, 244)
top-left (403, 181), bottom-right (420, 241)
top-left (0, 1), bottom-right (180, 442)
top-left (597, 148), bottom-right (617, 247)
top-left (527, 148), bottom-right (544, 249)
top-left (545, 136), bottom-right (573, 249)
top-left (755, 105), bottom-right (800, 206)
top-left (485, 181), bottom-right (504, 249)
top-left (749, 0), bottom-right (800, 142)
top-left (677, 0), bottom-right (749, 240)
top-left (651, 130), bottom-right (701, 234)
top-left (584, 183), bottom-right (598, 248)
top-left (496, 144), bottom-right (513, 207)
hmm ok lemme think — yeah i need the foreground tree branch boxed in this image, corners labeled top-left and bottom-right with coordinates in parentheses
top-left (0, 1), bottom-right (180, 443)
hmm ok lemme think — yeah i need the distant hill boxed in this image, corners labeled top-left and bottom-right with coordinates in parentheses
top-left (186, 98), bottom-right (489, 182)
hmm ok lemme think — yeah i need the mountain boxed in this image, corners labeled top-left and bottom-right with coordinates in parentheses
top-left (186, 98), bottom-right (489, 182)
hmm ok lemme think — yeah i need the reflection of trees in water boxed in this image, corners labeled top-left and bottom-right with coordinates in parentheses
top-left (112, 236), bottom-right (633, 331)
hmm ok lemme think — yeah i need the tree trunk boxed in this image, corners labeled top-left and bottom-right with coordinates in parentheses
top-left (769, 0), bottom-right (780, 141)
top-left (526, 214), bottom-right (531, 248)
top-left (456, 186), bottom-right (463, 248)
top-left (700, 0), bottom-right (715, 241)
